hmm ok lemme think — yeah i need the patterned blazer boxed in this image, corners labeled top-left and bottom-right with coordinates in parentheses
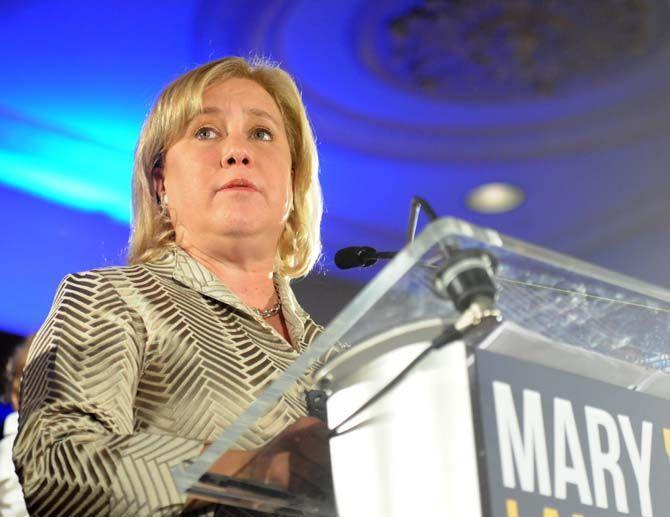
top-left (13, 247), bottom-right (323, 516)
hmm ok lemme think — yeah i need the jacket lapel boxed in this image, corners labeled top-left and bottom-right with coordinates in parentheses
top-left (169, 247), bottom-right (309, 345)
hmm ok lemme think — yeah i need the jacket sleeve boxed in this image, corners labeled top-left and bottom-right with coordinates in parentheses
top-left (13, 272), bottom-right (205, 516)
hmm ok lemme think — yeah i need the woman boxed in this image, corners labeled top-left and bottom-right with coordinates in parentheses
top-left (14, 56), bottom-right (330, 516)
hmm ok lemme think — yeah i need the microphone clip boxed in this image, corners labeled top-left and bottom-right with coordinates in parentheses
top-left (434, 248), bottom-right (502, 328)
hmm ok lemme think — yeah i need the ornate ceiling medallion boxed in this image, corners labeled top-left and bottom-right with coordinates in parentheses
top-left (361, 0), bottom-right (670, 100)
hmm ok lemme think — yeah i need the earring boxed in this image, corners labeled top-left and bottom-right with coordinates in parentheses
top-left (161, 193), bottom-right (169, 208)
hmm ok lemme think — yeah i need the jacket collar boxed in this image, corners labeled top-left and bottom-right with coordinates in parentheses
top-left (168, 246), bottom-right (308, 343)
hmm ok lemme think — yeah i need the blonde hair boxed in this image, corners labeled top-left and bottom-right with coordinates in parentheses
top-left (128, 56), bottom-right (322, 278)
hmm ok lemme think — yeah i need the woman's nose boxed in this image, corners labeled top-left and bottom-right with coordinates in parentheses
top-left (221, 145), bottom-right (252, 168)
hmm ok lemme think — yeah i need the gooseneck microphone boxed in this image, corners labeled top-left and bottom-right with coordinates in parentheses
top-left (327, 196), bottom-right (502, 439)
top-left (334, 247), bottom-right (396, 270)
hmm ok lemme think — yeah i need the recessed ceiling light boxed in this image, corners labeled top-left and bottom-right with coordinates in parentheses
top-left (466, 182), bottom-right (524, 214)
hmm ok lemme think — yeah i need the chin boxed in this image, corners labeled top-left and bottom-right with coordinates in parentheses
top-left (209, 210), bottom-right (284, 239)
top-left (214, 217), bottom-right (265, 237)
top-left (221, 227), bottom-right (261, 238)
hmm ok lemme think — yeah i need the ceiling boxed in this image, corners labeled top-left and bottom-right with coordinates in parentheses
top-left (3, 0), bottom-right (670, 335)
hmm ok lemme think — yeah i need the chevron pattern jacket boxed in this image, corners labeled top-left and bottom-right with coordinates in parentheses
top-left (13, 247), bottom-right (324, 516)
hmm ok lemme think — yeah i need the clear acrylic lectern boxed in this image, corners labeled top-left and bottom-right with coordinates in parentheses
top-left (172, 217), bottom-right (670, 517)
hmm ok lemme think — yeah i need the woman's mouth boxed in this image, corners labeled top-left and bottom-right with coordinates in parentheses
top-left (219, 179), bottom-right (259, 192)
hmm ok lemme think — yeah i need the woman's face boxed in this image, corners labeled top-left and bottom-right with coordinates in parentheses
top-left (160, 77), bottom-right (293, 251)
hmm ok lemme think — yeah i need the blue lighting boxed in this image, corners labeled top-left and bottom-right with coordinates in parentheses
top-left (4, 0), bottom-right (648, 337)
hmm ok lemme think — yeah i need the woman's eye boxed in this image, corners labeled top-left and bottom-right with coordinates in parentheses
top-left (252, 128), bottom-right (272, 141)
top-left (194, 127), bottom-right (218, 140)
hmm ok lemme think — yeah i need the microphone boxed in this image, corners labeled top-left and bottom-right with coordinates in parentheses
top-left (335, 196), bottom-right (441, 271)
top-left (334, 247), bottom-right (396, 270)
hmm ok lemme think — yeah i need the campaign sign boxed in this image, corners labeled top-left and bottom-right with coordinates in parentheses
top-left (477, 350), bottom-right (670, 517)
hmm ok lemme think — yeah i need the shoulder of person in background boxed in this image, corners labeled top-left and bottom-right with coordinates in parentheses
top-left (0, 404), bottom-right (13, 439)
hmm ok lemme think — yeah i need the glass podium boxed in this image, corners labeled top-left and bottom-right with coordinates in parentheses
top-left (172, 217), bottom-right (670, 516)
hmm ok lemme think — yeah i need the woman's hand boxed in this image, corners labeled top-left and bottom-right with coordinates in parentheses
top-left (184, 416), bottom-right (332, 511)
top-left (236, 416), bottom-right (332, 496)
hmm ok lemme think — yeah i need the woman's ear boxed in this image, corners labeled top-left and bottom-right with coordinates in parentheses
top-left (289, 170), bottom-right (296, 210)
top-left (153, 168), bottom-right (165, 204)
